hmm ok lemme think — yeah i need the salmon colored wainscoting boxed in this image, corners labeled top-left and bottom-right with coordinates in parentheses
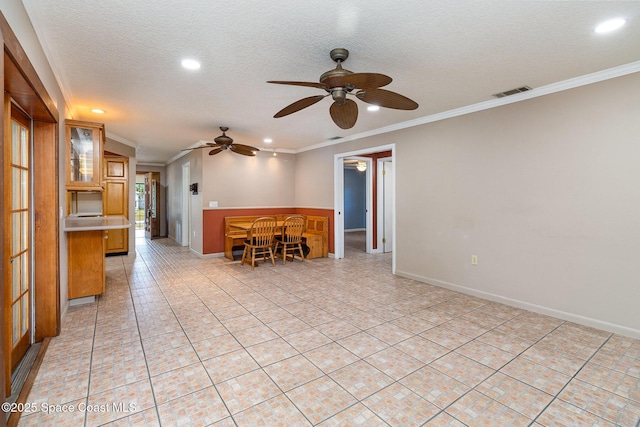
top-left (202, 208), bottom-right (334, 255)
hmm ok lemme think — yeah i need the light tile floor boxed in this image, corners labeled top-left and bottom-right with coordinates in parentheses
top-left (17, 232), bottom-right (640, 426)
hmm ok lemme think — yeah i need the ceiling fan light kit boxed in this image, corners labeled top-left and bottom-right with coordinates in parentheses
top-left (268, 48), bottom-right (419, 129)
top-left (181, 127), bottom-right (260, 156)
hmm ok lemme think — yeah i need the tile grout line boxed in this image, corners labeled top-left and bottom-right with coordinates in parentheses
top-left (529, 331), bottom-right (615, 426)
top-left (138, 238), bottom-right (239, 425)
top-left (83, 291), bottom-right (100, 427)
top-left (120, 248), bottom-right (165, 426)
top-left (62, 235), bottom-right (638, 426)
top-left (411, 315), bottom-right (568, 425)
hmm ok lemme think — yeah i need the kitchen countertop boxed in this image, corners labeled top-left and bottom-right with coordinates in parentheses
top-left (64, 215), bottom-right (131, 232)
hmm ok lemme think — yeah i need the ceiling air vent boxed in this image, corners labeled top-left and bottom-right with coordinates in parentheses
top-left (328, 136), bottom-right (342, 141)
top-left (492, 86), bottom-right (532, 98)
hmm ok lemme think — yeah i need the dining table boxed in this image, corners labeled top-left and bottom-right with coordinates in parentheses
top-left (229, 220), bottom-right (286, 231)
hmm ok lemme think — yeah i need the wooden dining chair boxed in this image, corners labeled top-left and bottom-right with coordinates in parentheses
top-left (274, 215), bottom-right (306, 264)
top-left (241, 216), bottom-right (277, 270)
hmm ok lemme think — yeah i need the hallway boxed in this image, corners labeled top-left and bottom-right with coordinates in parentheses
top-left (17, 235), bottom-right (640, 426)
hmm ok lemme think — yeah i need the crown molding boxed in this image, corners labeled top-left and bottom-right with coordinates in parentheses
top-left (105, 132), bottom-right (138, 148)
top-left (136, 162), bottom-right (166, 167)
top-left (297, 61), bottom-right (640, 154)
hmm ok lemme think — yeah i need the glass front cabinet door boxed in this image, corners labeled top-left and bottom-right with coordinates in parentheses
top-left (65, 120), bottom-right (105, 191)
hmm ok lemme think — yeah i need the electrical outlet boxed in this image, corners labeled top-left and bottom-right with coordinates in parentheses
top-left (471, 255), bottom-right (478, 265)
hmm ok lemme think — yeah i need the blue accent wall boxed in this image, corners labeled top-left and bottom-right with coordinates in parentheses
top-left (344, 168), bottom-right (366, 229)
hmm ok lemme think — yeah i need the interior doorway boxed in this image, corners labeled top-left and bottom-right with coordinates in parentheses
top-left (334, 143), bottom-right (396, 272)
top-left (135, 174), bottom-right (145, 231)
top-left (144, 172), bottom-right (161, 239)
top-left (343, 157), bottom-right (370, 253)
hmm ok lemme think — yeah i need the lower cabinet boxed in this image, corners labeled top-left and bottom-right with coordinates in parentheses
top-left (68, 230), bottom-right (106, 298)
top-left (304, 234), bottom-right (324, 259)
top-left (302, 233), bottom-right (329, 259)
top-left (105, 226), bottom-right (128, 254)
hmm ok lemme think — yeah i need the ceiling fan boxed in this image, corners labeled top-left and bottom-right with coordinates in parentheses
top-left (268, 48), bottom-right (419, 129)
top-left (182, 127), bottom-right (260, 156)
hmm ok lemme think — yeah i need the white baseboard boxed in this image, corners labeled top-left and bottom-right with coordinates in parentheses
top-left (395, 270), bottom-right (640, 340)
top-left (60, 300), bottom-right (69, 325)
top-left (68, 296), bottom-right (96, 306)
top-left (188, 248), bottom-right (220, 258)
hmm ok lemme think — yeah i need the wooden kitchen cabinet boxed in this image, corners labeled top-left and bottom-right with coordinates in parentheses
top-left (64, 216), bottom-right (131, 299)
top-left (67, 230), bottom-right (106, 298)
top-left (65, 120), bottom-right (105, 191)
top-left (103, 156), bottom-right (129, 254)
top-left (105, 156), bottom-right (128, 180)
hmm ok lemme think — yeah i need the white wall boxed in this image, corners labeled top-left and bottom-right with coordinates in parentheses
top-left (396, 73), bottom-right (640, 336)
top-left (166, 149), bottom-right (203, 254)
top-left (200, 150), bottom-right (297, 208)
top-left (295, 136), bottom-right (393, 208)
top-left (165, 149), bottom-right (297, 255)
top-left (295, 72), bottom-right (640, 337)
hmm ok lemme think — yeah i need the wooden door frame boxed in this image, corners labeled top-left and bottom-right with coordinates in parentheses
top-left (144, 173), bottom-right (151, 239)
top-left (1, 12), bottom-right (60, 408)
top-left (146, 171), bottom-right (161, 239)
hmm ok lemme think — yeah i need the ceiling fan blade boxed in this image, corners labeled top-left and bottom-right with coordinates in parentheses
top-left (232, 143), bottom-right (260, 152)
top-left (181, 144), bottom-right (213, 151)
top-left (330, 99), bottom-right (358, 129)
top-left (230, 145), bottom-right (257, 156)
top-left (208, 147), bottom-right (224, 156)
top-left (274, 95), bottom-right (327, 118)
top-left (356, 88), bottom-right (419, 110)
top-left (341, 73), bottom-right (392, 89)
top-left (267, 81), bottom-right (328, 90)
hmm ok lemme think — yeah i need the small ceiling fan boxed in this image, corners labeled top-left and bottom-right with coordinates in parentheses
top-left (182, 127), bottom-right (260, 156)
top-left (268, 48), bottom-right (419, 129)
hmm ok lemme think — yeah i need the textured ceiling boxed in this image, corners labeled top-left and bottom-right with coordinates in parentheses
top-left (21, 0), bottom-right (640, 164)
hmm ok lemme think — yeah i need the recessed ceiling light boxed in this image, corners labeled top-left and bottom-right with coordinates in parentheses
top-left (181, 59), bottom-right (201, 70)
top-left (367, 105), bottom-right (380, 112)
top-left (91, 108), bottom-right (105, 114)
top-left (595, 18), bottom-right (626, 34)
top-left (263, 138), bottom-right (273, 143)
